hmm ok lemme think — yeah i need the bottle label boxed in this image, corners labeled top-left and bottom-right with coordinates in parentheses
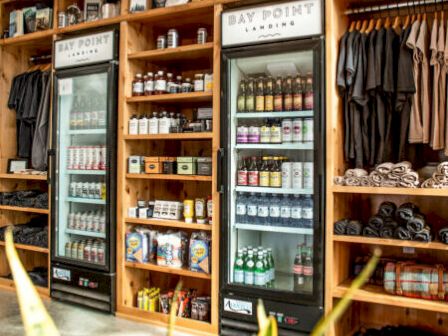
top-left (305, 93), bottom-right (313, 110)
top-left (284, 94), bottom-right (293, 110)
top-left (133, 82), bottom-right (144, 94)
top-left (248, 171), bottom-right (259, 186)
top-left (247, 205), bottom-right (257, 217)
top-left (236, 204), bottom-right (247, 215)
top-left (129, 121), bottom-right (138, 135)
top-left (303, 266), bottom-right (313, 276)
top-left (246, 96), bottom-right (255, 111)
top-left (195, 201), bottom-right (205, 218)
top-left (255, 96), bottom-right (265, 112)
top-left (234, 270), bottom-right (244, 283)
top-left (269, 172), bottom-right (282, 187)
top-left (274, 95), bottom-right (283, 111)
top-left (244, 271), bottom-right (254, 285)
top-left (281, 207), bottom-right (291, 218)
top-left (302, 208), bottom-right (313, 219)
top-left (270, 126), bottom-right (282, 143)
top-left (265, 95), bottom-right (274, 111)
top-left (293, 94), bottom-right (303, 110)
top-left (269, 206), bottom-right (280, 218)
top-left (138, 121), bottom-right (148, 134)
top-left (237, 171), bottom-right (248, 186)
top-left (291, 207), bottom-right (302, 219)
top-left (194, 79), bottom-right (204, 92)
top-left (248, 127), bottom-right (261, 143)
top-left (293, 264), bottom-right (303, 275)
top-left (257, 205), bottom-right (269, 218)
top-left (237, 96), bottom-right (245, 112)
top-left (145, 80), bottom-right (154, 92)
top-left (254, 272), bottom-right (265, 286)
top-left (155, 79), bottom-right (167, 92)
top-left (260, 127), bottom-right (271, 143)
top-left (259, 172), bottom-right (270, 187)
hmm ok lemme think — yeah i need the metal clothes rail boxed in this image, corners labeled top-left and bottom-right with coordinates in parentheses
top-left (345, 0), bottom-right (448, 15)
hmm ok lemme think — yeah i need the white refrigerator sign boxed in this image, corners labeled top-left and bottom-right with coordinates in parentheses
top-left (222, 0), bottom-right (322, 47)
top-left (55, 31), bottom-right (115, 69)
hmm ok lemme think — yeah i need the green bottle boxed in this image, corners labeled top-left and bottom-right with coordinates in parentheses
top-left (268, 248), bottom-right (275, 284)
top-left (242, 247), bottom-right (248, 263)
top-left (263, 250), bottom-right (271, 285)
top-left (233, 250), bottom-right (244, 284)
top-left (244, 251), bottom-right (255, 285)
top-left (254, 251), bottom-right (266, 286)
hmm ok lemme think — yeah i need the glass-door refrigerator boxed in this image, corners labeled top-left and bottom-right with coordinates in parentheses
top-left (219, 1), bottom-right (324, 334)
top-left (50, 30), bottom-right (118, 313)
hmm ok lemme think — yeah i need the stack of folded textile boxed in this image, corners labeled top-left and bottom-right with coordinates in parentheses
top-left (362, 202), bottom-right (399, 239)
top-left (0, 216), bottom-right (48, 247)
top-left (334, 162), bottom-right (420, 188)
top-left (394, 203), bottom-right (432, 242)
top-left (421, 161), bottom-right (448, 188)
top-left (0, 190), bottom-right (48, 209)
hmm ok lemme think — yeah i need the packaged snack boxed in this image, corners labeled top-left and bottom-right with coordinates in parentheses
top-left (189, 232), bottom-right (211, 274)
top-left (192, 296), bottom-right (210, 322)
top-left (159, 291), bottom-right (174, 314)
top-left (125, 231), bottom-right (148, 263)
top-left (135, 227), bottom-right (158, 263)
top-left (157, 231), bottom-right (188, 268)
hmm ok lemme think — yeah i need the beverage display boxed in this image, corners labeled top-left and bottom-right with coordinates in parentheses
top-left (67, 145), bottom-right (106, 171)
top-left (69, 95), bottom-right (107, 130)
top-left (64, 238), bottom-right (106, 264)
top-left (232, 245), bottom-right (275, 288)
top-left (67, 210), bottom-right (106, 233)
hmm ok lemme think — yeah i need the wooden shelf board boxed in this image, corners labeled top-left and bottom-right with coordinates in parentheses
top-left (128, 42), bottom-right (213, 62)
top-left (56, 16), bottom-right (122, 34)
top-left (1, 29), bottom-right (54, 46)
top-left (0, 205), bottom-right (49, 214)
top-left (333, 235), bottom-right (448, 251)
top-left (333, 280), bottom-right (448, 314)
top-left (124, 132), bottom-right (213, 140)
top-left (125, 217), bottom-right (212, 231)
top-left (0, 173), bottom-right (47, 181)
top-left (126, 92), bottom-right (213, 104)
top-left (126, 174), bottom-right (212, 182)
top-left (125, 261), bottom-right (211, 280)
top-left (0, 277), bottom-right (49, 297)
top-left (0, 241), bottom-right (48, 253)
top-left (331, 185), bottom-right (448, 197)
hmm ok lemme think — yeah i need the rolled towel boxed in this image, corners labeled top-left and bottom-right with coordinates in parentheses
top-left (378, 202), bottom-right (397, 218)
top-left (433, 173), bottom-right (448, 184)
top-left (395, 226), bottom-right (412, 240)
top-left (345, 168), bottom-right (368, 178)
top-left (438, 227), bottom-right (448, 244)
top-left (360, 176), bottom-right (373, 186)
top-left (413, 227), bottom-right (432, 242)
top-left (383, 217), bottom-right (399, 229)
top-left (399, 171), bottom-right (420, 187)
top-left (334, 219), bottom-right (348, 235)
top-left (380, 226), bottom-right (395, 239)
top-left (391, 161), bottom-right (412, 176)
top-left (436, 161), bottom-right (448, 176)
top-left (421, 177), bottom-right (437, 188)
top-left (346, 220), bottom-right (363, 235)
top-left (345, 177), bottom-right (362, 186)
top-left (363, 226), bottom-right (380, 237)
top-left (369, 171), bottom-right (383, 186)
top-left (406, 214), bottom-right (426, 233)
top-left (368, 215), bottom-right (385, 230)
top-left (396, 203), bottom-right (419, 222)
top-left (380, 180), bottom-right (399, 187)
top-left (376, 162), bottom-right (394, 175)
top-left (333, 176), bottom-right (345, 185)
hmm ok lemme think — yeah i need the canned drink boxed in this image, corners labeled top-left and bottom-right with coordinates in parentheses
top-left (93, 211), bottom-right (100, 232)
top-left (84, 243), bottom-right (92, 262)
top-left (92, 146), bottom-right (100, 170)
top-left (281, 162), bottom-right (292, 188)
top-left (197, 28), bottom-right (208, 44)
top-left (78, 241), bottom-right (85, 260)
top-left (78, 146), bottom-right (86, 170)
top-left (72, 146), bottom-right (79, 170)
top-left (65, 242), bottom-right (72, 258)
top-left (75, 182), bottom-right (83, 197)
top-left (74, 212), bottom-right (82, 229)
top-left (303, 118), bottom-right (314, 142)
top-left (71, 241), bottom-right (78, 259)
top-left (85, 146), bottom-right (93, 170)
top-left (99, 214), bottom-right (106, 233)
top-left (68, 212), bottom-right (75, 229)
top-left (292, 162), bottom-right (303, 189)
top-left (303, 162), bottom-right (314, 189)
top-left (99, 146), bottom-right (106, 170)
top-left (88, 182), bottom-right (95, 199)
top-left (69, 182), bottom-right (77, 197)
top-left (101, 183), bottom-right (106, 200)
top-left (282, 118), bottom-right (293, 143)
top-left (58, 11), bottom-right (67, 28)
top-left (292, 118), bottom-right (303, 142)
top-left (167, 29), bottom-right (179, 48)
top-left (94, 182), bottom-right (102, 199)
top-left (97, 243), bottom-right (105, 264)
top-left (79, 212), bottom-right (87, 230)
top-left (157, 35), bottom-right (167, 49)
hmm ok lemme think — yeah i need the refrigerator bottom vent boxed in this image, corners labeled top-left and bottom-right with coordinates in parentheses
top-left (221, 318), bottom-right (307, 336)
top-left (52, 283), bottom-right (110, 302)
top-left (52, 286), bottom-right (111, 312)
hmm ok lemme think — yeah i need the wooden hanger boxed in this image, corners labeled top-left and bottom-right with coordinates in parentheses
top-left (435, 11), bottom-right (438, 21)
top-left (360, 19), bottom-right (368, 33)
top-left (392, 15), bottom-right (401, 31)
top-left (384, 16), bottom-right (391, 28)
top-left (355, 20), bottom-right (362, 30)
top-left (442, 10), bottom-right (445, 22)
top-left (404, 14), bottom-right (410, 28)
top-left (366, 18), bottom-right (375, 33)
top-left (375, 18), bottom-right (383, 30)
top-left (349, 20), bottom-right (356, 32)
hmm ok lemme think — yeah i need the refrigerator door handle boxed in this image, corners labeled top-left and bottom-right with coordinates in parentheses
top-left (217, 148), bottom-right (225, 193)
top-left (47, 148), bottom-right (56, 185)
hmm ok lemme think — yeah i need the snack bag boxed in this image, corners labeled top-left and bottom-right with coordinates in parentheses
top-left (189, 232), bottom-right (211, 273)
top-left (125, 231), bottom-right (148, 263)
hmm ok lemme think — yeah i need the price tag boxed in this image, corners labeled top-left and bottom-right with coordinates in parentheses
top-left (403, 247), bottom-right (415, 254)
top-left (59, 78), bottom-right (73, 96)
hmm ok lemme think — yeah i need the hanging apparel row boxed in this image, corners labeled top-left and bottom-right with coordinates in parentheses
top-left (337, 14), bottom-right (448, 169)
top-left (7, 69), bottom-right (51, 171)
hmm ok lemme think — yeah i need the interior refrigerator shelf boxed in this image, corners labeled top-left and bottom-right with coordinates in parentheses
top-left (67, 170), bottom-right (106, 175)
top-left (235, 143), bottom-right (313, 150)
top-left (233, 223), bottom-right (313, 235)
top-left (235, 186), bottom-right (313, 195)
top-left (65, 228), bottom-right (106, 239)
top-left (235, 111), bottom-right (314, 119)
top-left (66, 197), bottom-right (106, 205)
top-left (68, 129), bottom-right (107, 135)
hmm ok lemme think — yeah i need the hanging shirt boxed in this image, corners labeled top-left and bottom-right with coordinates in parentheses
top-left (407, 20), bottom-right (423, 143)
top-left (438, 20), bottom-right (446, 151)
top-left (366, 29), bottom-right (378, 165)
top-left (444, 19), bottom-right (448, 155)
top-left (430, 18), bottom-right (443, 149)
top-left (336, 31), bottom-right (350, 161)
top-left (374, 27), bottom-right (387, 164)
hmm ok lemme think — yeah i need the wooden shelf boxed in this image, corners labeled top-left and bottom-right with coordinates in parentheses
top-left (0, 277), bottom-right (49, 296)
top-left (0, 205), bottom-right (49, 214)
top-left (333, 280), bottom-right (448, 314)
top-left (333, 235), bottom-right (448, 251)
top-left (124, 132), bottom-right (213, 140)
top-left (1, 29), bottom-right (54, 46)
top-left (125, 261), bottom-right (211, 280)
top-left (0, 241), bottom-right (48, 253)
top-left (125, 217), bottom-right (212, 231)
top-left (126, 92), bottom-right (213, 104)
top-left (128, 42), bottom-right (213, 62)
top-left (126, 174), bottom-right (212, 182)
top-left (56, 16), bottom-right (122, 34)
top-left (331, 185), bottom-right (448, 197)
top-left (0, 173), bottom-right (47, 181)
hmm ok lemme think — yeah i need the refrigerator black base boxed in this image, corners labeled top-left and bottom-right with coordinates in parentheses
top-left (51, 263), bottom-right (116, 313)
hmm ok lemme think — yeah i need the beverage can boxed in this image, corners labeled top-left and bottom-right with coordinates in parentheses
top-left (75, 182), bottom-right (83, 197)
top-left (71, 241), bottom-right (78, 259)
top-left (292, 118), bottom-right (303, 142)
top-left (292, 162), bottom-right (303, 189)
top-left (99, 213), bottom-right (106, 233)
top-left (100, 146), bottom-right (107, 170)
top-left (73, 146), bottom-right (80, 170)
top-left (303, 118), bottom-right (314, 142)
top-left (93, 211), bottom-right (100, 232)
top-left (79, 212), bottom-right (87, 231)
top-left (69, 182), bottom-right (77, 197)
top-left (91, 243), bottom-right (98, 263)
top-left (58, 11), bottom-right (67, 28)
top-left (93, 146), bottom-right (100, 170)
top-left (84, 243), bottom-right (92, 262)
top-left (86, 212), bottom-right (94, 231)
top-left (97, 243), bottom-right (105, 264)
top-left (237, 125), bottom-right (249, 143)
top-left (82, 182), bottom-right (89, 198)
top-left (197, 28), bottom-right (208, 44)
top-left (88, 182), bottom-right (96, 199)
top-left (95, 182), bottom-right (102, 199)
top-left (281, 119), bottom-right (292, 143)
top-left (282, 162), bottom-right (292, 189)
top-left (78, 146), bottom-right (86, 170)
top-left (86, 147), bottom-right (94, 170)
top-left (303, 162), bottom-right (314, 189)
top-left (157, 35), bottom-right (167, 49)
top-left (248, 126), bottom-right (260, 143)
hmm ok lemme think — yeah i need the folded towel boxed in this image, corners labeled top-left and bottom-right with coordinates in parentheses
top-left (438, 227), bottom-right (448, 244)
top-left (395, 226), bottom-right (412, 240)
top-left (380, 180), bottom-right (399, 187)
top-left (380, 226), bottom-right (395, 239)
top-left (399, 171), bottom-right (420, 187)
top-left (383, 217), bottom-right (398, 228)
top-left (345, 177), bottom-right (362, 186)
top-left (345, 169), bottom-right (368, 178)
top-left (378, 202), bottom-right (397, 218)
top-left (421, 178), bottom-right (437, 188)
top-left (363, 226), bottom-right (380, 237)
top-left (369, 171), bottom-right (384, 186)
top-left (360, 176), bottom-right (373, 186)
top-left (436, 161), bottom-right (448, 176)
top-left (376, 162), bottom-right (394, 175)
top-left (334, 219), bottom-right (348, 235)
top-left (346, 220), bottom-right (362, 235)
top-left (396, 203), bottom-right (419, 222)
top-left (413, 227), bottom-right (432, 242)
top-left (391, 161), bottom-right (412, 175)
top-left (368, 215), bottom-right (385, 230)
top-left (333, 176), bottom-right (345, 185)
top-left (406, 214), bottom-right (426, 233)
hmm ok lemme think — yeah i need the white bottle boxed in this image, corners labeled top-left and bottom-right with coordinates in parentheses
top-left (138, 114), bottom-right (149, 134)
top-left (159, 111), bottom-right (170, 134)
top-left (149, 112), bottom-right (159, 134)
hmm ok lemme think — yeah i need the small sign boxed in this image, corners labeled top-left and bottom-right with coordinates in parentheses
top-left (403, 247), bottom-right (415, 254)
top-left (222, 0), bottom-right (322, 47)
top-left (58, 78), bottom-right (73, 96)
top-left (224, 298), bottom-right (253, 315)
top-left (53, 267), bottom-right (71, 281)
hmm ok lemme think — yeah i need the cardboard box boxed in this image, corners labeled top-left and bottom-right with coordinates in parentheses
top-left (144, 157), bottom-right (162, 174)
top-left (177, 157), bottom-right (197, 175)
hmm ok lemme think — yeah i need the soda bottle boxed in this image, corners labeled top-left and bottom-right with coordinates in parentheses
top-left (274, 76), bottom-right (283, 112)
top-left (293, 75), bottom-right (303, 111)
top-left (263, 250), bottom-right (271, 285)
top-left (254, 251), bottom-right (266, 286)
top-left (237, 158), bottom-right (248, 186)
top-left (269, 157), bottom-right (282, 188)
top-left (235, 192), bottom-right (247, 223)
top-left (291, 194), bottom-right (303, 227)
top-left (244, 250), bottom-right (255, 285)
top-left (304, 73), bottom-right (314, 110)
top-left (264, 76), bottom-right (274, 112)
top-left (259, 157), bottom-right (270, 187)
top-left (233, 250), bottom-right (245, 284)
top-left (245, 78), bottom-right (255, 112)
top-left (303, 245), bottom-right (313, 292)
top-left (302, 195), bottom-right (313, 228)
top-left (255, 77), bottom-right (265, 112)
top-left (293, 244), bottom-right (304, 292)
top-left (237, 79), bottom-right (246, 112)
top-left (257, 193), bottom-right (269, 225)
top-left (248, 156), bottom-right (259, 186)
top-left (283, 76), bottom-right (293, 111)
top-left (280, 194), bottom-right (292, 226)
top-left (268, 248), bottom-right (275, 284)
top-left (269, 194), bottom-right (280, 226)
top-left (247, 193), bottom-right (258, 224)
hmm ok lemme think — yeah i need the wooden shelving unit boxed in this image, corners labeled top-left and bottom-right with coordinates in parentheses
top-left (126, 92), bottom-right (213, 104)
top-left (125, 218), bottom-right (212, 231)
top-left (128, 42), bottom-right (214, 62)
top-left (124, 132), bottom-right (213, 140)
top-left (0, 205), bottom-right (49, 214)
top-left (125, 262), bottom-right (212, 280)
top-left (126, 173), bottom-right (212, 182)
top-left (0, 174), bottom-right (47, 180)
top-left (0, 241), bottom-right (49, 254)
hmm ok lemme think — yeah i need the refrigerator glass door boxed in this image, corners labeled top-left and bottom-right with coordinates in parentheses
top-left (226, 48), bottom-right (321, 298)
top-left (54, 71), bottom-right (109, 268)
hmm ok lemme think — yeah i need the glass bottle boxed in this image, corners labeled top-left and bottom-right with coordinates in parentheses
top-left (237, 157), bottom-right (248, 186)
top-left (149, 112), bottom-right (159, 134)
top-left (268, 248), bottom-right (275, 284)
top-left (269, 157), bottom-right (282, 188)
top-left (167, 73), bottom-right (175, 94)
top-left (255, 76), bottom-right (265, 112)
top-left (144, 72), bottom-right (154, 96)
top-left (264, 76), bottom-right (274, 112)
top-left (245, 78), bottom-right (255, 112)
top-left (293, 75), bottom-right (303, 111)
top-left (259, 157), bottom-right (270, 187)
top-left (254, 251), bottom-right (266, 286)
top-left (274, 76), bottom-right (283, 112)
top-left (270, 119), bottom-right (282, 144)
top-left (269, 194), bottom-right (280, 226)
top-left (303, 245), bottom-right (313, 292)
top-left (248, 156), bottom-right (259, 186)
top-left (132, 73), bottom-right (144, 96)
top-left (293, 244), bottom-right (304, 292)
top-left (154, 71), bottom-right (167, 95)
top-left (260, 119), bottom-right (271, 143)
top-left (244, 250), bottom-right (255, 285)
top-left (304, 74), bottom-right (314, 110)
top-left (237, 79), bottom-right (246, 112)
top-left (233, 250), bottom-right (245, 284)
top-left (283, 76), bottom-right (293, 111)
top-left (128, 114), bottom-right (138, 135)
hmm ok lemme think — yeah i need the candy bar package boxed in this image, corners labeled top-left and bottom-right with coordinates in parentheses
top-left (156, 231), bottom-right (188, 268)
top-left (135, 227), bottom-right (158, 263)
top-left (191, 296), bottom-right (211, 322)
top-left (125, 232), bottom-right (148, 263)
top-left (189, 231), bottom-right (211, 274)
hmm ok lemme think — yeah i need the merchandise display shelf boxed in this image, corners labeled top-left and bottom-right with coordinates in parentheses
top-left (0, 173), bottom-right (47, 180)
top-left (125, 261), bottom-right (211, 280)
top-left (128, 42), bottom-right (214, 62)
top-left (235, 111), bottom-right (314, 119)
top-left (126, 174), bottom-right (212, 182)
top-left (124, 132), bottom-right (213, 140)
top-left (66, 170), bottom-right (107, 175)
top-left (333, 235), bottom-right (448, 251)
top-left (0, 241), bottom-right (48, 253)
top-left (125, 218), bottom-right (212, 231)
top-left (66, 198), bottom-right (106, 205)
top-left (1, 29), bottom-right (54, 46)
top-left (0, 205), bottom-right (49, 214)
top-left (65, 229), bottom-right (106, 239)
top-left (235, 143), bottom-right (313, 150)
top-left (56, 16), bottom-right (123, 34)
top-left (126, 92), bottom-right (213, 104)
top-left (235, 186), bottom-right (313, 195)
top-left (0, 277), bottom-right (49, 296)
top-left (68, 129), bottom-right (107, 135)
top-left (331, 185), bottom-right (448, 197)
top-left (333, 280), bottom-right (448, 314)
top-left (234, 223), bottom-right (313, 235)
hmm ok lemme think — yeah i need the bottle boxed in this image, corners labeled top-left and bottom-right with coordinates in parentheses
top-left (267, 248), bottom-right (275, 284)
top-left (269, 157), bottom-right (282, 188)
top-left (144, 72), bottom-right (154, 96)
top-left (264, 76), bottom-right (274, 112)
top-left (282, 118), bottom-right (293, 143)
top-left (149, 112), bottom-right (159, 134)
top-left (175, 76), bottom-right (182, 93)
top-left (237, 158), bottom-right (248, 186)
top-left (255, 77), bottom-right (265, 112)
top-left (167, 73), bottom-right (176, 93)
top-left (246, 193), bottom-right (258, 224)
top-left (70, 97), bottom-right (79, 130)
top-left (248, 156), bottom-right (259, 187)
top-left (304, 74), bottom-right (314, 110)
top-left (245, 78), bottom-right (255, 112)
top-left (291, 195), bottom-right (302, 227)
top-left (303, 245), bottom-right (313, 292)
top-left (274, 76), bottom-right (283, 112)
top-left (234, 250), bottom-right (245, 284)
top-left (242, 247), bottom-right (248, 262)
top-left (259, 157), bottom-right (270, 187)
top-left (263, 250), bottom-right (271, 285)
top-left (128, 115), bottom-right (138, 135)
top-left (154, 71), bottom-right (167, 95)
top-left (302, 195), bottom-right (313, 228)
top-left (257, 193), bottom-right (269, 225)
top-left (270, 119), bottom-right (282, 144)
top-left (195, 198), bottom-right (207, 224)
top-left (244, 250), bottom-right (255, 285)
top-left (254, 251), bottom-right (266, 286)
top-left (280, 194), bottom-right (292, 226)
top-left (283, 76), bottom-right (293, 111)
top-left (293, 244), bottom-right (305, 292)
top-left (237, 79), bottom-right (246, 112)
top-left (132, 73), bottom-right (144, 96)
top-left (269, 194), bottom-right (280, 226)
top-left (260, 120), bottom-right (271, 143)
top-left (293, 75), bottom-right (303, 111)
top-left (159, 111), bottom-right (170, 134)
top-left (138, 114), bottom-right (148, 134)
top-left (235, 192), bottom-right (247, 223)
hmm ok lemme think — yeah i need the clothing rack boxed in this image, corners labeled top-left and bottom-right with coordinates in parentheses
top-left (29, 54), bottom-right (52, 64)
top-left (344, 0), bottom-right (448, 15)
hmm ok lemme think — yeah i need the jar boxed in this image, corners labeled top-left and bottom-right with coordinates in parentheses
top-left (194, 74), bottom-right (204, 92)
top-left (144, 72), bottom-right (154, 96)
top-left (167, 29), bottom-right (179, 48)
top-left (197, 28), bottom-right (208, 44)
top-left (182, 78), bottom-right (193, 93)
top-left (132, 74), bottom-right (144, 96)
top-left (157, 35), bottom-right (167, 49)
top-left (154, 71), bottom-right (167, 95)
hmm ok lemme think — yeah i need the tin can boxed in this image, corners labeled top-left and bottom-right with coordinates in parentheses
top-left (292, 118), bottom-right (303, 142)
top-left (68, 212), bottom-right (75, 229)
top-left (282, 162), bottom-right (292, 188)
top-left (86, 212), bottom-right (94, 231)
top-left (197, 28), bottom-right (208, 44)
top-left (75, 182), bottom-right (83, 197)
top-left (74, 212), bottom-right (82, 229)
top-left (88, 182), bottom-right (95, 199)
top-left (91, 243), bottom-right (98, 263)
top-left (236, 125), bottom-right (249, 143)
top-left (67, 146), bottom-right (73, 169)
top-left (58, 11), bottom-right (67, 28)
top-left (65, 242), bottom-right (72, 258)
top-left (99, 214), bottom-right (106, 233)
top-left (93, 211), bottom-right (100, 232)
top-left (77, 241), bottom-right (85, 260)
top-left (281, 118), bottom-right (292, 143)
top-left (72, 146), bottom-right (79, 169)
top-left (79, 212), bottom-right (87, 231)
top-left (303, 118), bottom-right (314, 142)
top-left (167, 29), bottom-right (179, 48)
top-left (292, 162), bottom-right (303, 189)
top-left (78, 146), bottom-right (86, 170)
top-left (100, 146), bottom-right (107, 170)
top-left (157, 35), bottom-right (167, 49)
top-left (303, 162), bottom-right (314, 189)
top-left (248, 126), bottom-right (261, 143)
top-left (92, 146), bottom-right (100, 170)
top-left (86, 146), bottom-right (94, 170)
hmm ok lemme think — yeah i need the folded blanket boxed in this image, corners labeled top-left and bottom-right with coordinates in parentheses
top-left (345, 177), bottom-right (362, 186)
top-left (378, 202), bottom-right (397, 218)
top-left (380, 226), bottom-right (395, 239)
top-left (346, 220), bottom-right (362, 235)
top-left (438, 227), bottom-right (448, 244)
top-left (396, 203), bottom-right (419, 222)
top-left (363, 226), bottom-right (380, 237)
top-left (334, 219), bottom-right (348, 235)
top-left (376, 162), bottom-right (394, 175)
top-left (407, 214), bottom-right (426, 233)
top-left (413, 227), bottom-right (432, 242)
top-left (395, 226), bottom-right (412, 240)
top-left (368, 215), bottom-right (385, 230)
top-left (345, 169), bottom-right (368, 178)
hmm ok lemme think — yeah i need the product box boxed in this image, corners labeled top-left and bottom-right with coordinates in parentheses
top-left (36, 7), bottom-right (52, 30)
top-left (197, 107), bottom-right (212, 120)
top-left (189, 232), bottom-right (210, 274)
top-left (153, 200), bottom-right (183, 220)
top-left (161, 157), bottom-right (177, 174)
top-left (144, 157), bottom-right (162, 174)
top-left (128, 156), bottom-right (143, 174)
top-left (177, 157), bottom-right (197, 175)
top-left (126, 232), bottom-right (148, 263)
top-left (197, 157), bottom-right (212, 176)
top-left (23, 6), bottom-right (37, 34)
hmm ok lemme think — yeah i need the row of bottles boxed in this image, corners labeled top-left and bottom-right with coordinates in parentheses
top-left (293, 243), bottom-right (313, 292)
top-left (233, 246), bottom-right (275, 287)
top-left (237, 74), bottom-right (313, 113)
top-left (129, 112), bottom-right (183, 135)
top-left (70, 95), bottom-right (107, 130)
